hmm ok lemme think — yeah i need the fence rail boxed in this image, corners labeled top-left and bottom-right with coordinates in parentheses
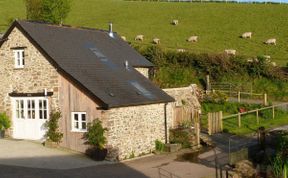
top-left (223, 102), bottom-right (288, 128)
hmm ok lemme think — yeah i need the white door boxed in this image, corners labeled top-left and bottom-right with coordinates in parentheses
top-left (12, 97), bottom-right (49, 140)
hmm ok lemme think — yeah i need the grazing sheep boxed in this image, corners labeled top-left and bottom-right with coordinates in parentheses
top-left (153, 38), bottom-right (160, 44)
top-left (271, 62), bottom-right (277, 66)
top-left (265, 38), bottom-right (276, 45)
top-left (263, 55), bottom-right (271, 59)
top-left (247, 59), bottom-right (253, 63)
top-left (135, 35), bottom-right (144, 41)
top-left (121, 36), bottom-right (126, 41)
top-left (224, 49), bottom-right (236, 56)
top-left (241, 32), bottom-right (252, 39)
top-left (177, 49), bottom-right (186, 52)
top-left (172, 20), bottom-right (179, 25)
top-left (187, 36), bottom-right (198, 42)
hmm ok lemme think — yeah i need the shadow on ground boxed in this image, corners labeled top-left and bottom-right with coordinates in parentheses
top-left (0, 156), bottom-right (148, 178)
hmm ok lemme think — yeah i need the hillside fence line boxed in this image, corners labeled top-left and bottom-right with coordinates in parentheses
top-left (207, 102), bottom-right (288, 134)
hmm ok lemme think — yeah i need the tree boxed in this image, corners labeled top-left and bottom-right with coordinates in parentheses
top-left (24, 0), bottom-right (71, 24)
top-left (40, 0), bottom-right (71, 24)
top-left (25, 0), bottom-right (43, 21)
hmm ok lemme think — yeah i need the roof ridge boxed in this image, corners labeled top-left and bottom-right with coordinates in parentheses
top-left (18, 20), bottom-right (115, 34)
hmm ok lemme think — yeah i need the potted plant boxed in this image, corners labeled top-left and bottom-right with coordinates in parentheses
top-left (0, 113), bottom-right (11, 138)
top-left (44, 111), bottom-right (63, 148)
top-left (84, 119), bottom-right (108, 161)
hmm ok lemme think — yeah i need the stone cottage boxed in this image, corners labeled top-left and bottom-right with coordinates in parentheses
top-left (0, 20), bottom-right (176, 160)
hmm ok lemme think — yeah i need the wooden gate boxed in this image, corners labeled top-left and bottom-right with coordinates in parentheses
top-left (208, 111), bottom-right (223, 135)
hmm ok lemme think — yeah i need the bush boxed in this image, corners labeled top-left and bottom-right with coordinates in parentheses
top-left (169, 128), bottom-right (193, 148)
top-left (0, 113), bottom-right (11, 130)
top-left (155, 139), bottom-right (165, 152)
top-left (84, 119), bottom-right (107, 149)
top-left (45, 111), bottom-right (63, 143)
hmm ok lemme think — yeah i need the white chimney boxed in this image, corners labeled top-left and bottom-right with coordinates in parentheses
top-left (109, 22), bottom-right (114, 38)
top-left (44, 88), bottom-right (47, 96)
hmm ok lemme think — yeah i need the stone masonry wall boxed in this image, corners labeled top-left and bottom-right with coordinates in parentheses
top-left (0, 27), bottom-right (59, 132)
top-left (105, 103), bottom-right (171, 160)
top-left (164, 84), bottom-right (202, 128)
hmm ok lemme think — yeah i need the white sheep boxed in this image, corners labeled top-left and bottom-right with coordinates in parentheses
top-left (177, 49), bottom-right (186, 52)
top-left (172, 20), bottom-right (179, 26)
top-left (135, 35), bottom-right (144, 41)
top-left (271, 62), bottom-right (277, 66)
top-left (153, 38), bottom-right (160, 44)
top-left (241, 32), bottom-right (252, 39)
top-left (224, 49), bottom-right (236, 56)
top-left (263, 55), bottom-right (271, 59)
top-left (121, 36), bottom-right (126, 41)
top-left (265, 38), bottom-right (276, 45)
top-left (187, 36), bottom-right (198, 42)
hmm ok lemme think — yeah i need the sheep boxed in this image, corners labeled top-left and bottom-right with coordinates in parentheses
top-left (153, 38), bottom-right (160, 44)
top-left (172, 20), bottom-right (179, 26)
top-left (177, 49), bottom-right (186, 52)
top-left (135, 35), bottom-right (144, 41)
top-left (263, 55), bottom-right (271, 60)
top-left (121, 36), bottom-right (126, 41)
top-left (241, 32), bottom-right (252, 39)
top-left (265, 38), bottom-right (276, 45)
top-left (187, 36), bottom-right (198, 42)
top-left (247, 59), bottom-right (253, 63)
top-left (224, 49), bottom-right (236, 56)
top-left (271, 62), bottom-right (277, 66)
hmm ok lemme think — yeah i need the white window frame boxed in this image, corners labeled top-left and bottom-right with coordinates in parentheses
top-left (12, 97), bottom-right (49, 120)
top-left (71, 112), bottom-right (87, 132)
top-left (13, 49), bottom-right (25, 68)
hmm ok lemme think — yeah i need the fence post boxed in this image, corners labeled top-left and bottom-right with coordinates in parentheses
top-left (256, 109), bottom-right (259, 124)
top-left (208, 113), bottom-right (212, 135)
top-left (206, 75), bottom-right (210, 93)
top-left (219, 111), bottom-right (223, 132)
top-left (238, 113), bottom-right (241, 128)
top-left (263, 93), bottom-right (268, 106)
top-left (272, 106), bottom-right (275, 119)
top-left (238, 91), bottom-right (241, 103)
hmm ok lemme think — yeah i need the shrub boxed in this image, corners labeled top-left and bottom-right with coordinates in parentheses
top-left (155, 139), bottom-right (165, 152)
top-left (0, 113), bottom-right (11, 130)
top-left (84, 119), bottom-right (107, 149)
top-left (45, 111), bottom-right (63, 143)
top-left (169, 128), bottom-right (192, 148)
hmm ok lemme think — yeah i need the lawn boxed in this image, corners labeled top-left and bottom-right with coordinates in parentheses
top-left (0, 0), bottom-right (288, 65)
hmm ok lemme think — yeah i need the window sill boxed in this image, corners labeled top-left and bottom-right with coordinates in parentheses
top-left (71, 129), bottom-right (87, 133)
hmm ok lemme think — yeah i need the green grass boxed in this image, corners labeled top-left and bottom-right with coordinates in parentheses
top-left (223, 110), bottom-right (288, 135)
top-left (1, 0), bottom-right (288, 65)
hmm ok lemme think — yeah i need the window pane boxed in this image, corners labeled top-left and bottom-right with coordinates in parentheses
top-left (39, 100), bottom-right (42, 109)
top-left (22, 51), bottom-right (25, 65)
top-left (74, 114), bottom-right (78, 121)
top-left (82, 122), bottom-right (86, 130)
top-left (43, 100), bottom-right (47, 109)
top-left (43, 110), bottom-right (47, 119)
top-left (82, 114), bottom-right (86, 121)
top-left (39, 110), bottom-right (43, 119)
top-left (75, 122), bottom-right (79, 129)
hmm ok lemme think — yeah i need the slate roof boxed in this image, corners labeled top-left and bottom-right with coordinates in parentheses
top-left (1, 20), bottom-right (174, 109)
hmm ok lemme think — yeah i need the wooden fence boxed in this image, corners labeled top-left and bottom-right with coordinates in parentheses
top-left (222, 102), bottom-right (288, 128)
top-left (208, 111), bottom-right (223, 135)
top-left (173, 106), bottom-right (199, 127)
top-left (206, 103), bottom-right (288, 134)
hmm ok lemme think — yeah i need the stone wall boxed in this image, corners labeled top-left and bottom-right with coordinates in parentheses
top-left (105, 103), bottom-right (172, 160)
top-left (0, 27), bottom-right (59, 133)
top-left (164, 84), bottom-right (202, 128)
top-left (135, 67), bottom-right (149, 78)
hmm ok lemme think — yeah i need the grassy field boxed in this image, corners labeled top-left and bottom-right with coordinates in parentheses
top-left (0, 0), bottom-right (288, 65)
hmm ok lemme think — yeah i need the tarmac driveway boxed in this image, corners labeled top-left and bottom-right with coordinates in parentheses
top-left (0, 139), bottom-right (110, 169)
top-left (0, 139), bottom-right (216, 178)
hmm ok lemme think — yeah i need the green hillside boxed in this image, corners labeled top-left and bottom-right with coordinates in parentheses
top-left (1, 0), bottom-right (288, 65)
